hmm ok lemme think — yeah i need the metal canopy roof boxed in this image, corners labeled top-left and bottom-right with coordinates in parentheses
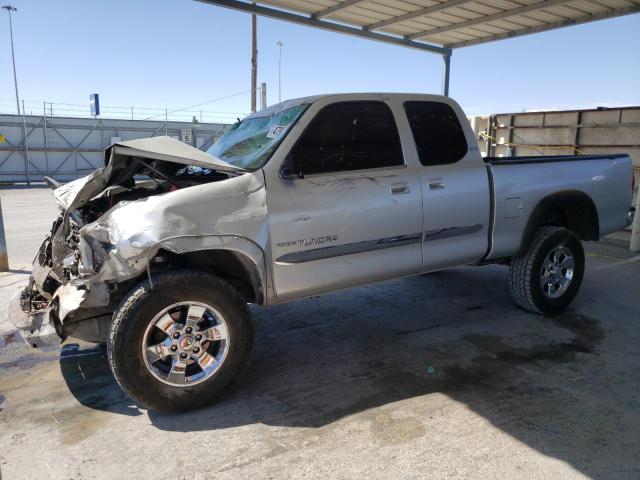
top-left (198, 0), bottom-right (639, 50)
top-left (197, 0), bottom-right (639, 95)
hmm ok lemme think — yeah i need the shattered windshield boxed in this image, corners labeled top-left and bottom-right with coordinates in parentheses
top-left (208, 103), bottom-right (308, 170)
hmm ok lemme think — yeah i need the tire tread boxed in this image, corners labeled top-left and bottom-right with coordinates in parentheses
top-left (509, 226), bottom-right (565, 314)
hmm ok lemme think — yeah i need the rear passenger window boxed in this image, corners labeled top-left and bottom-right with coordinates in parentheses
top-left (404, 101), bottom-right (468, 166)
top-left (291, 101), bottom-right (403, 175)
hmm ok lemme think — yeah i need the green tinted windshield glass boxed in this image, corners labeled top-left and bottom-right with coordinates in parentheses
top-left (208, 104), bottom-right (308, 169)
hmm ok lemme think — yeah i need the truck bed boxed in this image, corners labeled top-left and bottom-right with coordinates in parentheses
top-left (485, 154), bottom-right (632, 261)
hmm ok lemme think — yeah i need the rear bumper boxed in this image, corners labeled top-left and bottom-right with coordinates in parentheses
top-left (8, 289), bottom-right (63, 348)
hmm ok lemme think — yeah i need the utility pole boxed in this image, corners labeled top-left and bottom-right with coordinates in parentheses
top-left (2, 5), bottom-right (20, 115)
top-left (276, 41), bottom-right (284, 103)
top-left (250, 3), bottom-right (257, 113)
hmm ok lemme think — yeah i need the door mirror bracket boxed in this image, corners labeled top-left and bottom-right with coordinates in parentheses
top-left (279, 156), bottom-right (305, 180)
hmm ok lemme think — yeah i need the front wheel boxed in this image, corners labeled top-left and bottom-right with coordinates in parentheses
top-left (107, 270), bottom-right (254, 412)
top-left (509, 226), bottom-right (585, 315)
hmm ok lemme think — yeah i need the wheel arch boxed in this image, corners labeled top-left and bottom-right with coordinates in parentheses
top-left (150, 235), bottom-right (270, 305)
top-left (517, 190), bottom-right (599, 257)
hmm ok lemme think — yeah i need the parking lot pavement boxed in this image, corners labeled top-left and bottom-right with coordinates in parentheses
top-left (0, 186), bottom-right (59, 271)
top-left (1, 188), bottom-right (639, 480)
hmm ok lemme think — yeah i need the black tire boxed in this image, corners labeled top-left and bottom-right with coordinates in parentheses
top-left (107, 270), bottom-right (254, 412)
top-left (509, 226), bottom-right (585, 315)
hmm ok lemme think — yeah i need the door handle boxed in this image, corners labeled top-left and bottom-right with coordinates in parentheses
top-left (390, 182), bottom-right (410, 194)
top-left (428, 178), bottom-right (445, 190)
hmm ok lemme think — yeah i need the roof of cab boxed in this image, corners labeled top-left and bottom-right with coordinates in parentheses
top-left (245, 92), bottom-right (452, 119)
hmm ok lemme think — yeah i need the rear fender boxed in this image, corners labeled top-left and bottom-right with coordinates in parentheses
top-left (517, 190), bottom-right (599, 257)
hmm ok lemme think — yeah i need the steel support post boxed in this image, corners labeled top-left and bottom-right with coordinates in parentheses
top-left (630, 178), bottom-right (640, 252)
top-left (0, 196), bottom-right (8, 271)
top-left (441, 52), bottom-right (451, 97)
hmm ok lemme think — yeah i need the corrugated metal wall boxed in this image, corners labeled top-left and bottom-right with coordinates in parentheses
top-left (0, 114), bottom-right (229, 183)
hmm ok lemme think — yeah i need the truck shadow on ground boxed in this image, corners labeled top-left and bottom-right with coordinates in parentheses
top-left (59, 344), bottom-right (143, 417)
top-left (59, 268), bottom-right (637, 479)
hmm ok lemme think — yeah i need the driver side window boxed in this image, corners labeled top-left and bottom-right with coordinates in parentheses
top-left (290, 101), bottom-right (404, 175)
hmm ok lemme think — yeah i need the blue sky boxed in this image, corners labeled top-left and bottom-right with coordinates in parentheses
top-left (1, 0), bottom-right (639, 121)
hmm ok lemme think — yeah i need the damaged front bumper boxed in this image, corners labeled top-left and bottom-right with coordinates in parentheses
top-left (11, 268), bottom-right (114, 348)
top-left (9, 289), bottom-right (63, 348)
top-left (10, 216), bottom-right (116, 348)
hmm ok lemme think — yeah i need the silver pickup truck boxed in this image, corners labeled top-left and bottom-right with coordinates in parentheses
top-left (10, 93), bottom-right (634, 412)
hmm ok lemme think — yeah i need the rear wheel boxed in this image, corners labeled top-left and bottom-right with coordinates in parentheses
top-left (509, 226), bottom-right (585, 315)
top-left (107, 270), bottom-right (254, 412)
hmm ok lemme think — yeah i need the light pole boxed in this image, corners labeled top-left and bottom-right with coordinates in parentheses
top-left (276, 41), bottom-right (284, 103)
top-left (2, 5), bottom-right (20, 115)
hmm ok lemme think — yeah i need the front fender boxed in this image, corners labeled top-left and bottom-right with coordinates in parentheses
top-left (153, 234), bottom-right (272, 305)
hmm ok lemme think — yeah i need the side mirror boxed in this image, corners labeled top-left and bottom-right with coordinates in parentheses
top-left (279, 155), bottom-right (304, 180)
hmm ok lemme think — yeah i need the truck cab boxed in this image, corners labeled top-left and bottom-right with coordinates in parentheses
top-left (261, 94), bottom-right (491, 301)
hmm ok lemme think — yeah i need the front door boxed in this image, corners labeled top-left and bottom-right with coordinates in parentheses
top-left (266, 100), bottom-right (423, 302)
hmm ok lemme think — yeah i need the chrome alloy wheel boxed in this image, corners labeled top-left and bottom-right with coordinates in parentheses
top-left (142, 301), bottom-right (230, 387)
top-left (540, 246), bottom-right (575, 299)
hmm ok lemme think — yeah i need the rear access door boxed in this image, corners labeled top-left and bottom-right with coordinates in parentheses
top-left (401, 99), bottom-right (491, 271)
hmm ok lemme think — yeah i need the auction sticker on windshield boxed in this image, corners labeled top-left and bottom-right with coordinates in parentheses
top-left (266, 125), bottom-right (287, 139)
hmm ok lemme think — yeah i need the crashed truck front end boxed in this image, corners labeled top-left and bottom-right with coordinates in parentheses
top-left (10, 136), bottom-right (266, 347)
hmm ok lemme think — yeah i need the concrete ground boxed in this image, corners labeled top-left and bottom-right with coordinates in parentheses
top-left (0, 187), bottom-right (639, 480)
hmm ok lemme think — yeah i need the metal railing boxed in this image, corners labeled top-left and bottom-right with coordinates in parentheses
top-left (0, 97), bottom-right (249, 124)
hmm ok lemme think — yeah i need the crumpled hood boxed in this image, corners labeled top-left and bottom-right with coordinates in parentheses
top-left (53, 136), bottom-right (244, 211)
